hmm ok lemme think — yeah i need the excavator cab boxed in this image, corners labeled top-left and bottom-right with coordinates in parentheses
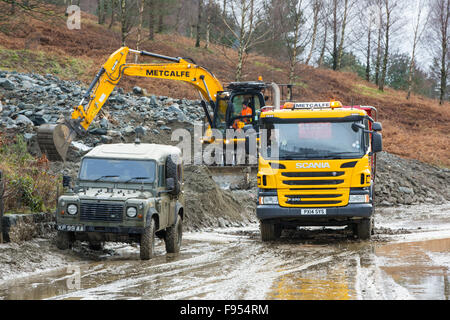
top-left (223, 82), bottom-right (267, 131)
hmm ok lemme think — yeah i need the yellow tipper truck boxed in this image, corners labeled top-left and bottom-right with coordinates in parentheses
top-left (256, 101), bottom-right (382, 241)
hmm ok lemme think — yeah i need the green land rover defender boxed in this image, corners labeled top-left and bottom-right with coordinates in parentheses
top-left (55, 142), bottom-right (184, 260)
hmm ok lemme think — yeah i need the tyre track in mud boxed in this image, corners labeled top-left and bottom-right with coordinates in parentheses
top-left (0, 203), bottom-right (449, 300)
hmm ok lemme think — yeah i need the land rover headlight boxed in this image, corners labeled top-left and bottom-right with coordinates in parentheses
top-left (259, 196), bottom-right (278, 205)
top-left (67, 204), bottom-right (78, 215)
top-left (349, 194), bottom-right (370, 204)
top-left (126, 207), bottom-right (137, 218)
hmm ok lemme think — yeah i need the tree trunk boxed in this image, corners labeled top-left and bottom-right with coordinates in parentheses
top-left (318, 20), bottom-right (328, 67)
top-left (374, 21), bottom-right (382, 85)
top-left (98, 0), bottom-right (105, 25)
top-left (379, 0), bottom-right (390, 92)
top-left (109, 0), bottom-right (116, 29)
top-left (332, 0), bottom-right (338, 70)
top-left (337, 0), bottom-right (349, 70)
top-left (438, 0), bottom-right (449, 105)
top-left (195, 0), bottom-right (203, 47)
top-left (120, 0), bottom-right (127, 46)
top-left (205, 0), bottom-right (212, 49)
top-left (305, 0), bottom-right (320, 66)
top-left (135, 0), bottom-right (144, 63)
top-left (366, 23), bottom-right (371, 81)
top-left (289, 20), bottom-right (300, 84)
top-left (148, 0), bottom-right (155, 40)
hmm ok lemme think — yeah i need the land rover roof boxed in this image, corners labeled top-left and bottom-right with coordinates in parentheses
top-left (83, 143), bottom-right (182, 162)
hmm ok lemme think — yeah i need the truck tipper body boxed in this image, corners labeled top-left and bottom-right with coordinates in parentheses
top-left (256, 101), bottom-right (382, 240)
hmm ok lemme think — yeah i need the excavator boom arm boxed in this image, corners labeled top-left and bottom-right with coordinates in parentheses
top-left (76, 47), bottom-right (223, 131)
top-left (37, 47), bottom-right (224, 161)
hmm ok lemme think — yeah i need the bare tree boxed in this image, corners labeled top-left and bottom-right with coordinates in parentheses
top-left (205, 0), bottom-right (212, 49)
top-left (427, 0), bottom-right (449, 104)
top-left (148, 0), bottom-right (155, 40)
top-left (135, 0), bottom-right (144, 63)
top-left (222, 0), bottom-right (269, 81)
top-left (373, 0), bottom-right (384, 85)
top-left (195, 0), bottom-right (203, 47)
top-left (281, 0), bottom-right (308, 83)
top-left (305, 0), bottom-right (322, 65)
top-left (378, 0), bottom-right (401, 91)
top-left (406, 0), bottom-right (429, 100)
top-left (336, 0), bottom-right (352, 69)
top-left (317, 1), bottom-right (331, 67)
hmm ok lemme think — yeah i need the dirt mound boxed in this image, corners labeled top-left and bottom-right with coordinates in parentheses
top-left (183, 166), bottom-right (256, 231)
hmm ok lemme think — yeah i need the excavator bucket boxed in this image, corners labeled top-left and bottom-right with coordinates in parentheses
top-left (37, 123), bottom-right (77, 162)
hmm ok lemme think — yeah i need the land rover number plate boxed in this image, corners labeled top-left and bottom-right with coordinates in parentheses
top-left (57, 224), bottom-right (85, 232)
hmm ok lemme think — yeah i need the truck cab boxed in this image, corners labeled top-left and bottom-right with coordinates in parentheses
top-left (55, 142), bottom-right (184, 260)
top-left (256, 101), bottom-right (382, 240)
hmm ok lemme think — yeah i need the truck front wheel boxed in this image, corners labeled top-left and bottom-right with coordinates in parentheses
top-left (165, 213), bottom-right (183, 254)
top-left (260, 221), bottom-right (281, 242)
top-left (140, 218), bottom-right (156, 260)
top-left (355, 217), bottom-right (372, 240)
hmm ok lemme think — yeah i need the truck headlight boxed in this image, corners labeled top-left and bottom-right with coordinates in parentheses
top-left (67, 204), bottom-right (78, 215)
top-left (126, 207), bottom-right (137, 218)
top-left (259, 196), bottom-right (278, 205)
top-left (349, 194), bottom-right (370, 203)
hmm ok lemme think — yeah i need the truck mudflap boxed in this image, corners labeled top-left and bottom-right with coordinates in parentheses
top-left (256, 203), bottom-right (373, 221)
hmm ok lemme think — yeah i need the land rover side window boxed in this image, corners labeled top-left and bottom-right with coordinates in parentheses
top-left (79, 158), bottom-right (156, 183)
top-left (261, 121), bottom-right (364, 160)
top-left (158, 164), bottom-right (165, 187)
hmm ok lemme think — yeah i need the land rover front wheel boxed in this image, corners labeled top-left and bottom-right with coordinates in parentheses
top-left (165, 213), bottom-right (183, 254)
top-left (56, 231), bottom-right (74, 250)
top-left (140, 218), bottom-right (156, 260)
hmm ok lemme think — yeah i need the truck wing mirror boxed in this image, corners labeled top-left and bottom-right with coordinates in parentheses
top-left (372, 132), bottom-right (382, 153)
top-left (352, 122), bottom-right (365, 132)
top-left (372, 122), bottom-right (382, 131)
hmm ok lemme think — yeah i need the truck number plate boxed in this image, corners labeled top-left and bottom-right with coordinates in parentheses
top-left (301, 209), bottom-right (327, 215)
top-left (57, 224), bottom-right (84, 232)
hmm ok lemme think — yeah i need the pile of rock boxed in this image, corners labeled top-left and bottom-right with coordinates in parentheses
top-left (0, 70), bottom-right (206, 154)
top-left (374, 152), bottom-right (450, 206)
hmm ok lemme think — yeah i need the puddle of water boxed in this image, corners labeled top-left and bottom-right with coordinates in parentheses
top-left (375, 238), bottom-right (450, 300)
top-left (267, 257), bottom-right (357, 300)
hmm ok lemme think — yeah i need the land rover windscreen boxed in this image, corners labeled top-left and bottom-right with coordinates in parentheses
top-left (78, 157), bottom-right (157, 186)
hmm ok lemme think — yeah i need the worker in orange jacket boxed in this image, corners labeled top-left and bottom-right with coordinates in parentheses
top-left (233, 100), bottom-right (252, 129)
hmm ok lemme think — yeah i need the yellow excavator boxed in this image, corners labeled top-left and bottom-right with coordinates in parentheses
top-left (37, 47), bottom-right (280, 162)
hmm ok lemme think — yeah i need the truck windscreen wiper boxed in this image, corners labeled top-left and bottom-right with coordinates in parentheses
top-left (94, 175), bottom-right (119, 182)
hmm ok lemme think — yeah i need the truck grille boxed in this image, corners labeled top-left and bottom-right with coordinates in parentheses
top-left (282, 171), bottom-right (345, 177)
top-left (285, 194), bottom-right (342, 205)
top-left (282, 179), bottom-right (344, 185)
top-left (80, 203), bottom-right (124, 222)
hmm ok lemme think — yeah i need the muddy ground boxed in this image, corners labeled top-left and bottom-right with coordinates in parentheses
top-left (0, 202), bottom-right (449, 300)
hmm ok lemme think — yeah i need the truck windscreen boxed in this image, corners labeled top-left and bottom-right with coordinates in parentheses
top-left (262, 121), bottom-right (365, 160)
top-left (79, 158), bottom-right (156, 183)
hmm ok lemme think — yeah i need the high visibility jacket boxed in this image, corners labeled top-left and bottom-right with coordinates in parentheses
top-left (233, 106), bottom-right (252, 129)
